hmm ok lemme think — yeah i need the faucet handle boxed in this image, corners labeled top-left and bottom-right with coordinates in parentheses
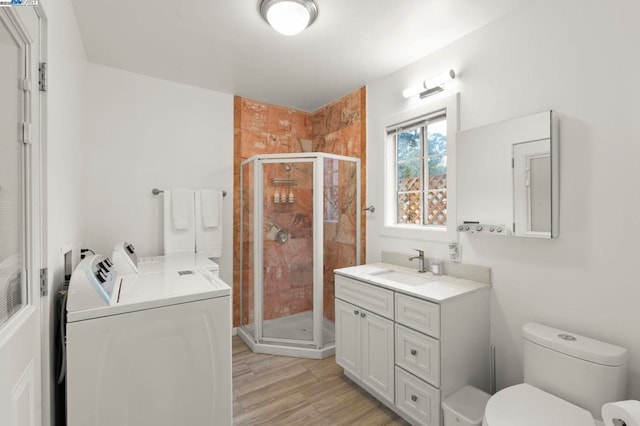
top-left (412, 248), bottom-right (424, 256)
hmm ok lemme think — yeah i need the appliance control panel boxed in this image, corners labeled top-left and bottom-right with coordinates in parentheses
top-left (112, 241), bottom-right (139, 275)
top-left (67, 254), bottom-right (118, 312)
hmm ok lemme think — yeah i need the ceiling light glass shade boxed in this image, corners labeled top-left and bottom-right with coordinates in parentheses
top-left (260, 0), bottom-right (318, 36)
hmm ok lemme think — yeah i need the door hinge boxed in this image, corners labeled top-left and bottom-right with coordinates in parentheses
top-left (38, 62), bottom-right (47, 92)
top-left (512, 157), bottom-right (515, 168)
top-left (40, 268), bottom-right (48, 297)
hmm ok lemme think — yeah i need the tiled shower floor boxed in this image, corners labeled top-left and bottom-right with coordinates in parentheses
top-left (244, 310), bottom-right (335, 343)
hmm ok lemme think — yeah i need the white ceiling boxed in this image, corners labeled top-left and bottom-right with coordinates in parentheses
top-left (71, 0), bottom-right (526, 112)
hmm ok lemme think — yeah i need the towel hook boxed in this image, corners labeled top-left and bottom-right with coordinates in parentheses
top-left (363, 205), bottom-right (375, 213)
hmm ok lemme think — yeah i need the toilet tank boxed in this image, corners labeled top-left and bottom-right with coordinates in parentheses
top-left (522, 323), bottom-right (628, 420)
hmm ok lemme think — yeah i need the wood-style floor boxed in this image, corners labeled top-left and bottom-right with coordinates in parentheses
top-left (232, 336), bottom-right (410, 426)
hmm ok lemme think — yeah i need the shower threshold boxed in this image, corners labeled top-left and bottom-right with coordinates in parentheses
top-left (238, 310), bottom-right (335, 359)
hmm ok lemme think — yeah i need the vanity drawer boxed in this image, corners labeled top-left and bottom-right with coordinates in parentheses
top-left (335, 275), bottom-right (394, 320)
top-left (395, 293), bottom-right (440, 338)
top-left (395, 324), bottom-right (440, 387)
top-left (395, 366), bottom-right (441, 426)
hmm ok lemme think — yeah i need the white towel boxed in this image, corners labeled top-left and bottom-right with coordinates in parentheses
top-left (200, 189), bottom-right (221, 228)
top-left (163, 189), bottom-right (196, 255)
top-left (195, 190), bottom-right (223, 258)
top-left (172, 188), bottom-right (191, 230)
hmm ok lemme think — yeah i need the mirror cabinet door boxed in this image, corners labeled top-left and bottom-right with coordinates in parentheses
top-left (457, 110), bottom-right (558, 238)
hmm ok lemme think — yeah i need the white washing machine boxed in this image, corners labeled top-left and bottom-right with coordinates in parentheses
top-left (112, 241), bottom-right (219, 276)
top-left (66, 254), bottom-right (232, 426)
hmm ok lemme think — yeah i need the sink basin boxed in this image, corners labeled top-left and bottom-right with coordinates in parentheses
top-left (368, 269), bottom-right (434, 286)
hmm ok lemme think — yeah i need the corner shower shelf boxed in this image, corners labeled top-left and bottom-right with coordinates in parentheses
top-left (271, 178), bottom-right (298, 186)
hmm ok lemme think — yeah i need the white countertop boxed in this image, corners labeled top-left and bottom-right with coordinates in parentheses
top-left (334, 262), bottom-right (490, 303)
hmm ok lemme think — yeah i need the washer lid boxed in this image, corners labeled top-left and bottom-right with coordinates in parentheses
top-left (484, 384), bottom-right (595, 426)
top-left (118, 269), bottom-right (229, 304)
top-left (133, 253), bottom-right (219, 275)
top-left (67, 269), bottom-right (230, 322)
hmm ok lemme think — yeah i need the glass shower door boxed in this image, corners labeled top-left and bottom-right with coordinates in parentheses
top-left (322, 157), bottom-right (360, 347)
top-left (259, 159), bottom-right (316, 346)
top-left (239, 160), bottom-right (255, 338)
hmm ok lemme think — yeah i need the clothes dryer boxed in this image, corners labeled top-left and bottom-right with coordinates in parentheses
top-left (66, 254), bottom-right (231, 426)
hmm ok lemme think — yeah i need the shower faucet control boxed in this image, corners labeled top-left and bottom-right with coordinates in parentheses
top-left (409, 249), bottom-right (427, 273)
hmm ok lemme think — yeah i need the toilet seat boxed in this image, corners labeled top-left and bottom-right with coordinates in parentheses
top-left (483, 383), bottom-right (595, 426)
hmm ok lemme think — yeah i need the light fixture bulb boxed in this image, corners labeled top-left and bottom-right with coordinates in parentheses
top-left (402, 84), bottom-right (425, 99)
top-left (402, 69), bottom-right (456, 99)
top-left (260, 0), bottom-right (319, 36)
top-left (423, 69), bottom-right (456, 91)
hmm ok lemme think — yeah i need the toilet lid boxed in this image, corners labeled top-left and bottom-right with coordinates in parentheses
top-left (484, 384), bottom-right (595, 426)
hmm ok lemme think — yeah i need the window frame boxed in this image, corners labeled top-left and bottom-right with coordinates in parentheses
top-left (382, 93), bottom-right (459, 243)
top-left (393, 113), bottom-right (448, 227)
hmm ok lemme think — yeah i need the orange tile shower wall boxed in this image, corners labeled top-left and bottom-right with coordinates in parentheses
top-left (233, 88), bottom-right (366, 327)
top-left (313, 89), bottom-right (366, 323)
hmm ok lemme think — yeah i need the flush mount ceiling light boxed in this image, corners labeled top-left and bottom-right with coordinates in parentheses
top-left (402, 69), bottom-right (456, 99)
top-left (260, 0), bottom-right (319, 36)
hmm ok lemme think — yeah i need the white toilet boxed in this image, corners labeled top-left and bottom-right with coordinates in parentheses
top-left (483, 322), bottom-right (628, 426)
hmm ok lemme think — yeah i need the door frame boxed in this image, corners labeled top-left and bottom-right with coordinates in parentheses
top-left (32, 3), bottom-right (50, 426)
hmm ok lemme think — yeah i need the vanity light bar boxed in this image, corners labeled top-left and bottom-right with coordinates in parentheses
top-left (457, 222), bottom-right (512, 236)
top-left (402, 69), bottom-right (456, 99)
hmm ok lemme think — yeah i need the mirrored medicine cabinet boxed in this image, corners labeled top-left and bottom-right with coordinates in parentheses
top-left (457, 110), bottom-right (559, 238)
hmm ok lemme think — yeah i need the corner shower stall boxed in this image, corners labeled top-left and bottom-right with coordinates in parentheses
top-left (239, 153), bottom-right (360, 359)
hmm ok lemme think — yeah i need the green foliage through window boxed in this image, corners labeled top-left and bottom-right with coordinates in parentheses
top-left (394, 116), bottom-right (447, 226)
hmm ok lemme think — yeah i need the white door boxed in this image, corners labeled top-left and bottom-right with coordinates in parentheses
top-left (0, 6), bottom-right (43, 426)
top-left (360, 310), bottom-right (394, 404)
top-left (334, 299), bottom-right (360, 377)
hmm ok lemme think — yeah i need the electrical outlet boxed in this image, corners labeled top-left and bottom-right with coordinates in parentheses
top-left (448, 243), bottom-right (461, 262)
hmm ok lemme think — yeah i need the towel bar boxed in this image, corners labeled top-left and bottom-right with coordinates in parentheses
top-left (152, 188), bottom-right (227, 197)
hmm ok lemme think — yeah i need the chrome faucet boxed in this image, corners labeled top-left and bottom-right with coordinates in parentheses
top-left (409, 249), bottom-right (427, 273)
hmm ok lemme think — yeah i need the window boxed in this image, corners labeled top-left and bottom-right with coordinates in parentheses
top-left (382, 94), bottom-right (458, 242)
top-left (393, 113), bottom-right (448, 227)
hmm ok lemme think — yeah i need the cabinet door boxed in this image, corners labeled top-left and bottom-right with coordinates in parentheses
top-left (335, 299), bottom-right (361, 377)
top-left (360, 310), bottom-right (395, 404)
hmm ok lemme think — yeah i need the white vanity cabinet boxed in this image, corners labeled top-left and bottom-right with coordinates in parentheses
top-left (335, 277), bottom-right (395, 403)
top-left (334, 269), bottom-right (490, 426)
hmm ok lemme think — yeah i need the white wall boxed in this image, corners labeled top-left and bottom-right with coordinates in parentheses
top-left (40, 0), bottom-right (88, 424)
top-left (84, 64), bottom-right (234, 284)
top-left (366, 0), bottom-right (640, 398)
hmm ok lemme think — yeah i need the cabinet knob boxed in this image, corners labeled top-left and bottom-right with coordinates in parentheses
top-left (360, 312), bottom-right (366, 318)
top-left (410, 349), bottom-right (417, 356)
top-left (411, 395), bottom-right (418, 402)
top-left (354, 310), bottom-right (359, 315)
